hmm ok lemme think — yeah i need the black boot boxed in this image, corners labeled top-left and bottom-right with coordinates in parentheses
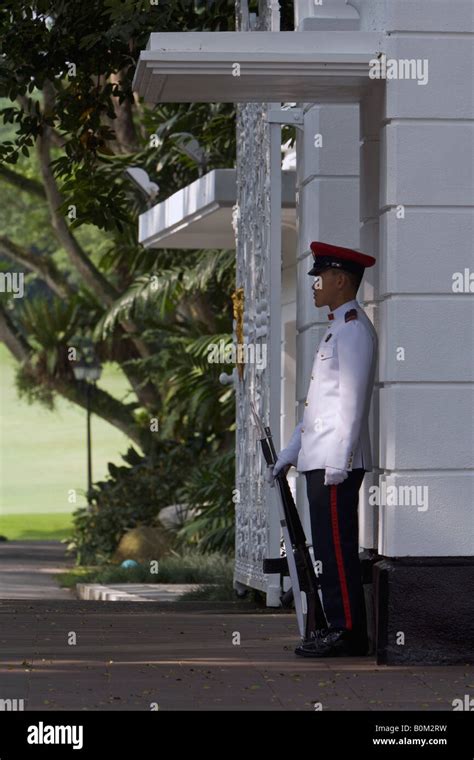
top-left (294, 627), bottom-right (368, 658)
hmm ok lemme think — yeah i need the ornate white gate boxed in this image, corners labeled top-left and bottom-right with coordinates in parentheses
top-left (233, 0), bottom-right (282, 604)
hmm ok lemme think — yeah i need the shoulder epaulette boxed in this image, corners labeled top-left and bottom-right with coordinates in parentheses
top-left (344, 309), bottom-right (358, 322)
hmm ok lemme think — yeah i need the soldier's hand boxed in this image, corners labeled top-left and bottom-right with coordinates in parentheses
top-left (324, 466), bottom-right (348, 486)
top-left (267, 462), bottom-right (291, 487)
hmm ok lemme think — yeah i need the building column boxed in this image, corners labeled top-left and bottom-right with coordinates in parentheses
top-left (359, 83), bottom-right (384, 553)
top-left (293, 0), bottom-right (368, 626)
top-left (295, 102), bottom-right (361, 548)
top-left (358, 0), bottom-right (474, 665)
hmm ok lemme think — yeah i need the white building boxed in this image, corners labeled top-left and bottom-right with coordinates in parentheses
top-left (133, 0), bottom-right (474, 665)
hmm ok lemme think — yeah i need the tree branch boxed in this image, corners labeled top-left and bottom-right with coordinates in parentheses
top-left (0, 166), bottom-right (46, 199)
top-left (0, 305), bottom-right (30, 361)
top-left (0, 304), bottom-right (151, 450)
top-left (32, 81), bottom-right (119, 306)
top-left (104, 70), bottom-right (140, 154)
top-left (0, 236), bottom-right (75, 299)
top-left (54, 377), bottom-right (151, 450)
top-left (14, 84), bottom-right (160, 411)
top-left (36, 130), bottom-right (119, 306)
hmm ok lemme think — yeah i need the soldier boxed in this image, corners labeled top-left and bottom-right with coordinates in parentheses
top-left (268, 241), bottom-right (377, 657)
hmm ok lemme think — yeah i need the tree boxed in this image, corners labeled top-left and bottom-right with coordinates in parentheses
top-left (0, 0), bottom-right (238, 452)
top-left (0, 1), bottom-right (296, 555)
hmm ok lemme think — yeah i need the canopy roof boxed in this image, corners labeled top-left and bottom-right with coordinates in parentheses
top-left (133, 31), bottom-right (383, 103)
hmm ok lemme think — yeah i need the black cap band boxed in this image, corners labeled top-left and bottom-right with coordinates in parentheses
top-left (307, 256), bottom-right (364, 277)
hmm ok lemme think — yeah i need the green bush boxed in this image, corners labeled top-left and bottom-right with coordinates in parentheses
top-left (175, 448), bottom-right (236, 553)
top-left (69, 441), bottom-right (200, 565)
top-left (69, 440), bottom-right (236, 565)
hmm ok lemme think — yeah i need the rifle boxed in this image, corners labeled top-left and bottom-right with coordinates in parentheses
top-left (251, 401), bottom-right (327, 643)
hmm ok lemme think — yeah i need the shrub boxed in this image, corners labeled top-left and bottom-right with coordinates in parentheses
top-left (175, 448), bottom-right (235, 553)
top-left (69, 441), bottom-right (199, 565)
top-left (69, 440), bottom-right (236, 565)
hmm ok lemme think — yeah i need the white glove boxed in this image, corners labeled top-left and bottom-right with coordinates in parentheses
top-left (266, 422), bottom-right (302, 486)
top-left (324, 466), bottom-right (348, 486)
top-left (266, 464), bottom-right (277, 487)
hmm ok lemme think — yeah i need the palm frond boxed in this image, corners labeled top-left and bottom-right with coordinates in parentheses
top-left (176, 449), bottom-right (235, 553)
top-left (18, 296), bottom-right (79, 350)
top-left (94, 269), bottom-right (184, 340)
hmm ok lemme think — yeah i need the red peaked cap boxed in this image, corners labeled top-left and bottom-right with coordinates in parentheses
top-left (308, 241), bottom-right (376, 277)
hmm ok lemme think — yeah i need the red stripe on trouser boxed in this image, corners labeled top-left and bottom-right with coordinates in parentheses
top-left (330, 484), bottom-right (353, 630)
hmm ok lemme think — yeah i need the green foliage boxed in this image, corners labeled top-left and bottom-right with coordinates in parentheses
top-left (70, 439), bottom-right (236, 564)
top-left (155, 330), bottom-right (236, 439)
top-left (176, 449), bottom-right (235, 553)
top-left (96, 249), bottom-right (235, 337)
top-left (15, 361), bottom-right (56, 409)
top-left (0, 1), bottom-right (241, 561)
top-left (12, 291), bottom-right (106, 405)
top-left (69, 442), bottom-right (199, 564)
top-left (0, 2), bottom-right (239, 251)
top-left (141, 102), bottom-right (236, 205)
top-left (0, 1), bottom-right (238, 432)
top-left (56, 158), bottom-right (134, 233)
top-left (18, 296), bottom-right (78, 356)
top-left (57, 549), bottom-right (266, 604)
top-left (95, 246), bottom-right (236, 442)
top-left (12, 295), bottom-right (78, 407)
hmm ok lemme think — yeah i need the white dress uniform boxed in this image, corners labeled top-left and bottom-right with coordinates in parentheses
top-left (297, 298), bottom-right (377, 474)
top-left (285, 241), bottom-right (378, 657)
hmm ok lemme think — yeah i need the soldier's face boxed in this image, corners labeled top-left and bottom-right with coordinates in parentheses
top-left (312, 269), bottom-right (338, 308)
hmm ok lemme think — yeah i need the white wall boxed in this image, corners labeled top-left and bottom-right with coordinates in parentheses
top-left (357, 0), bottom-right (474, 557)
top-left (281, 223), bottom-right (297, 515)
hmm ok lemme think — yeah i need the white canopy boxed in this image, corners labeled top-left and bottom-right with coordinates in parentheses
top-left (138, 168), bottom-right (296, 249)
top-left (133, 31), bottom-right (383, 103)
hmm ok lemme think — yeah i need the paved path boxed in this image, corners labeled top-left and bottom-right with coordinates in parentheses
top-left (0, 599), bottom-right (471, 711)
top-left (0, 540), bottom-right (74, 600)
top-left (0, 542), bottom-right (471, 711)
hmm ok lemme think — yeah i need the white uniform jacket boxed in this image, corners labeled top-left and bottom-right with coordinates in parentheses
top-left (296, 299), bottom-right (377, 473)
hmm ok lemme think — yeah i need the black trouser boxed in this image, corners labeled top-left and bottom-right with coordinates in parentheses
top-left (305, 468), bottom-right (367, 641)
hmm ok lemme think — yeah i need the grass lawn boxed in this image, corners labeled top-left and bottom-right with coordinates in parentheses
top-left (0, 512), bottom-right (74, 540)
top-left (0, 344), bottom-right (135, 518)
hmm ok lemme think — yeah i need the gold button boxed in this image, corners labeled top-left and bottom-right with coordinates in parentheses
top-left (304, 401), bottom-right (308, 407)
top-left (311, 375), bottom-right (314, 380)
top-left (301, 428), bottom-right (305, 433)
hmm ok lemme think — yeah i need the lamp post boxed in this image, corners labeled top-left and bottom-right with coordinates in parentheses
top-left (72, 341), bottom-right (102, 507)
